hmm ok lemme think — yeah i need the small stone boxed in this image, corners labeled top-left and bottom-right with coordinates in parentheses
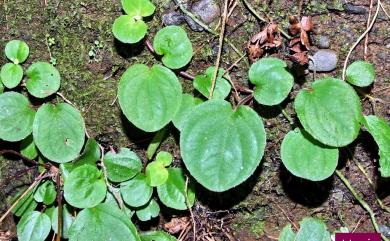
top-left (317, 35), bottom-right (330, 49)
top-left (185, 16), bottom-right (204, 32)
top-left (343, 3), bottom-right (367, 15)
top-left (379, 225), bottom-right (390, 237)
top-left (162, 12), bottom-right (186, 26)
top-left (191, 0), bottom-right (220, 24)
top-left (308, 49), bottom-right (338, 72)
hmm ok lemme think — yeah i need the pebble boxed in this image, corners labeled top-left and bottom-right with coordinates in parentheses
top-left (343, 3), bottom-right (367, 15)
top-left (162, 12), bottom-right (186, 26)
top-left (308, 49), bottom-right (338, 72)
top-left (379, 225), bottom-right (390, 237)
top-left (318, 35), bottom-right (330, 49)
top-left (185, 16), bottom-right (204, 32)
top-left (185, 0), bottom-right (221, 31)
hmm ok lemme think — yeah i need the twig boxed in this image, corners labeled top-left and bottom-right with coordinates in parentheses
top-left (234, 94), bottom-right (253, 110)
top-left (57, 92), bottom-right (75, 106)
top-left (278, 105), bottom-right (294, 125)
top-left (185, 177), bottom-right (196, 241)
top-left (342, 0), bottom-right (381, 80)
top-left (0, 149), bottom-right (45, 167)
top-left (209, 0), bottom-right (229, 99)
top-left (364, 0), bottom-right (374, 60)
top-left (380, 2), bottom-right (390, 19)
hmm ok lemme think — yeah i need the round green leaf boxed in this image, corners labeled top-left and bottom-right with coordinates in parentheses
top-left (1, 63), bottom-right (23, 88)
top-left (180, 100), bottom-right (266, 192)
top-left (103, 148), bottom-right (142, 182)
top-left (68, 203), bottom-right (140, 241)
top-left (26, 62), bottom-right (61, 98)
top-left (153, 26), bottom-right (193, 69)
top-left (118, 64), bottom-right (182, 132)
top-left (249, 57), bottom-right (294, 106)
top-left (157, 168), bottom-right (195, 210)
top-left (281, 128), bottom-right (339, 181)
top-left (145, 161), bottom-right (169, 187)
top-left (64, 165), bottom-right (107, 208)
top-left (33, 103), bottom-right (85, 163)
top-left (193, 67), bottom-right (231, 100)
top-left (5, 40), bottom-right (29, 64)
top-left (295, 218), bottom-right (331, 241)
top-left (0, 91), bottom-right (35, 142)
top-left (141, 231), bottom-right (176, 241)
top-left (34, 180), bottom-right (57, 205)
top-left (112, 15), bottom-right (147, 44)
top-left (172, 94), bottom-right (202, 131)
top-left (21, 135), bottom-right (38, 160)
top-left (346, 60), bottom-right (375, 87)
top-left (121, 0), bottom-right (155, 17)
top-left (52, 205), bottom-right (74, 239)
top-left (295, 77), bottom-right (363, 147)
top-left (136, 199), bottom-right (160, 221)
top-left (17, 211), bottom-right (51, 241)
top-left (120, 174), bottom-right (153, 207)
top-left (155, 151), bottom-right (172, 166)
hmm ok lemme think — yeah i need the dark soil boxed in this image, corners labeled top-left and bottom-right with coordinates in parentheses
top-left (0, 0), bottom-right (389, 240)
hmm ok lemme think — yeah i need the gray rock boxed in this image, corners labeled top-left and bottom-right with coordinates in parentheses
top-left (185, 16), bottom-right (204, 32)
top-left (162, 11), bottom-right (186, 26)
top-left (379, 225), bottom-right (390, 237)
top-left (343, 3), bottom-right (367, 15)
top-left (191, 0), bottom-right (220, 24)
top-left (308, 49), bottom-right (338, 72)
top-left (318, 35), bottom-right (330, 49)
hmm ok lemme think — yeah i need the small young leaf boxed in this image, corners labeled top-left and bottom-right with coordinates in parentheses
top-left (64, 165), bottom-right (107, 208)
top-left (0, 92), bottom-right (35, 142)
top-left (136, 199), bottom-right (160, 221)
top-left (5, 40), bottom-right (29, 64)
top-left (74, 138), bottom-right (101, 166)
top-left (172, 94), bottom-right (203, 131)
top-left (363, 115), bottom-right (390, 177)
top-left (12, 188), bottom-right (38, 217)
top-left (121, 0), bottom-right (155, 17)
top-left (155, 151), bottom-right (172, 166)
top-left (281, 128), bottom-right (339, 181)
top-left (68, 203), bottom-right (140, 241)
top-left (20, 135), bottom-right (38, 160)
top-left (249, 57), bottom-right (294, 106)
top-left (278, 224), bottom-right (296, 241)
top-left (295, 218), bottom-right (331, 241)
top-left (346, 60), bottom-right (375, 87)
top-left (140, 231), bottom-right (177, 241)
top-left (295, 77), bottom-right (363, 147)
top-left (33, 103), bottom-right (85, 163)
top-left (153, 26), bottom-right (193, 69)
top-left (17, 211), bottom-right (51, 241)
top-left (118, 64), bottom-right (182, 132)
top-left (193, 67), bottom-right (231, 100)
top-left (157, 168), bottom-right (195, 210)
top-left (0, 63), bottom-right (23, 88)
top-left (26, 62), bottom-right (60, 98)
top-left (52, 205), bottom-right (74, 239)
top-left (33, 180), bottom-right (57, 205)
top-left (103, 148), bottom-right (142, 182)
top-left (120, 174), bottom-right (153, 207)
top-left (112, 15), bottom-right (148, 44)
top-left (145, 161), bottom-right (169, 187)
top-left (180, 100), bottom-right (266, 192)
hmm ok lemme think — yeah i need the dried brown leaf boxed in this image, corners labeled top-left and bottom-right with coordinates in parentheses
top-left (164, 217), bottom-right (190, 234)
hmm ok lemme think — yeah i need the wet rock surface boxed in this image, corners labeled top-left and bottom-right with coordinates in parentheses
top-left (162, 11), bottom-right (186, 26)
top-left (343, 3), bottom-right (367, 15)
top-left (308, 49), bottom-right (338, 72)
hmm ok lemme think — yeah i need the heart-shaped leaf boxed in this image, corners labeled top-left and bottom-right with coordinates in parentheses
top-left (17, 211), bottom-right (51, 241)
top-left (118, 64), bottom-right (182, 132)
top-left (1, 63), bottom-right (23, 88)
top-left (136, 199), bottom-right (160, 221)
top-left (145, 161), bottom-right (169, 187)
top-left (249, 57), bottom-right (294, 106)
top-left (64, 165), bottom-right (106, 208)
top-left (112, 15), bottom-right (148, 44)
top-left (121, 0), bottom-right (155, 18)
top-left (103, 148), bottom-right (142, 182)
top-left (21, 135), bottom-right (38, 160)
top-left (172, 93), bottom-right (202, 131)
top-left (295, 77), bottom-right (363, 147)
top-left (157, 168), bottom-right (195, 210)
top-left (33, 103), bottom-right (85, 163)
top-left (155, 151), bottom-right (173, 166)
top-left (281, 128), bottom-right (339, 181)
top-left (153, 26), bottom-right (193, 69)
top-left (68, 203), bottom-right (140, 241)
top-left (180, 100), bottom-right (266, 192)
top-left (26, 62), bottom-right (61, 98)
top-left (193, 67), bottom-right (231, 100)
top-left (363, 115), bottom-right (390, 177)
top-left (120, 174), bottom-right (153, 207)
top-left (279, 218), bottom-right (330, 241)
top-left (0, 92), bottom-right (35, 142)
top-left (140, 231), bottom-right (176, 241)
top-left (34, 180), bottom-right (57, 205)
top-left (51, 205), bottom-right (74, 239)
top-left (346, 60), bottom-right (375, 87)
top-left (5, 40), bottom-right (29, 64)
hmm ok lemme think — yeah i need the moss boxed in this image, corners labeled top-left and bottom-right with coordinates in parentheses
top-left (231, 208), bottom-right (266, 238)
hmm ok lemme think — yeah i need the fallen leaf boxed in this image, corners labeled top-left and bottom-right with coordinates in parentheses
top-left (164, 217), bottom-right (190, 234)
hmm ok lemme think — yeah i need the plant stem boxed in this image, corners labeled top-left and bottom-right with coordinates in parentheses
top-left (234, 94), bottom-right (253, 111)
top-left (278, 105), bottom-right (294, 125)
top-left (146, 128), bottom-right (167, 160)
top-left (56, 173), bottom-right (62, 241)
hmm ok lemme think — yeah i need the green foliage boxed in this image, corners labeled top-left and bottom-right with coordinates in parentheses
top-left (33, 180), bottom-right (57, 205)
top-left (20, 135), bottom-right (38, 159)
top-left (118, 64), bottom-right (182, 132)
top-left (180, 100), bottom-right (266, 192)
top-left (5, 40), bottom-right (29, 64)
top-left (249, 57), bottom-right (294, 106)
top-left (346, 60), bottom-right (375, 87)
top-left (17, 211), bottom-right (51, 241)
top-left (68, 203), bottom-right (140, 241)
top-left (281, 128), bottom-right (339, 181)
top-left (295, 77), bottom-right (363, 147)
top-left (140, 231), bottom-right (177, 241)
top-left (75, 138), bottom-right (101, 166)
top-left (0, 91), bottom-right (35, 142)
top-left (153, 26), bottom-right (193, 69)
top-left (1, 63), bottom-right (23, 88)
top-left (103, 148), bottom-right (142, 182)
top-left (363, 115), bottom-right (390, 177)
top-left (145, 161), bottom-right (169, 187)
top-left (120, 174), bottom-right (153, 207)
top-left (26, 62), bottom-right (61, 98)
top-left (51, 205), bottom-right (74, 239)
top-left (64, 165), bottom-right (107, 208)
top-left (12, 188), bottom-right (37, 217)
top-left (121, 0), bottom-right (155, 17)
top-left (135, 199), bottom-right (160, 221)
top-left (33, 103), bottom-right (85, 163)
top-left (279, 217), bottom-right (331, 241)
top-left (172, 94), bottom-right (202, 131)
top-left (155, 151), bottom-right (173, 166)
top-left (157, 168), bottom-right (195, 210)
top-left (193, 67), bottom-right (231, 100)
